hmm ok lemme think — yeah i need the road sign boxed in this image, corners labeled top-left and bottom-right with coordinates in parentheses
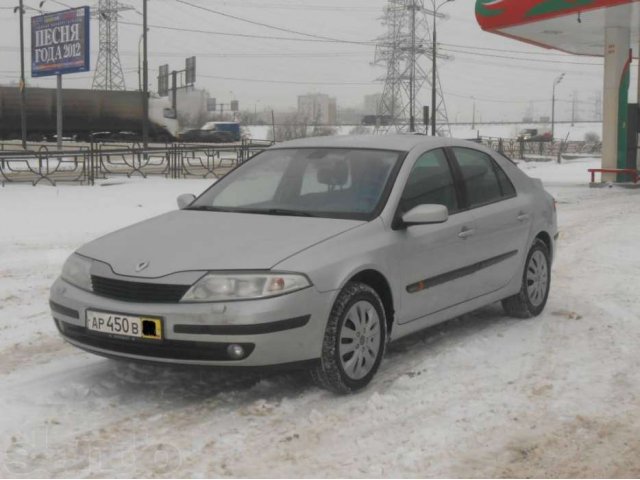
top-left (185, 56), bottom-right (196, 85)
top-left (158, 64), bottom-right (169, 97)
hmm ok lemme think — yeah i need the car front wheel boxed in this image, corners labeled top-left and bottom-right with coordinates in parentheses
top-left (502, 239), bottom-right (551, 318)
top-left (311, 282), bottom-right (386, 394)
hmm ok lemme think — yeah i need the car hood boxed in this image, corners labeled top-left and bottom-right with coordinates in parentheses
top-left (78, 210), bottom-right (364, 278)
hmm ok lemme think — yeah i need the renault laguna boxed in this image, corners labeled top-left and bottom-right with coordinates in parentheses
top-left (50, 135), bottom-right (557, 393)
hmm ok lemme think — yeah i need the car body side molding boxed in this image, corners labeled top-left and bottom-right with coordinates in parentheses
top-left (406, 250), bottom-right (518, 293)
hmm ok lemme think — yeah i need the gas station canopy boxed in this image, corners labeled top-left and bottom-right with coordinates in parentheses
top-left (476, 0), bottom-right (640, 183)
top-left (475, 0), bottom-right (640, 57)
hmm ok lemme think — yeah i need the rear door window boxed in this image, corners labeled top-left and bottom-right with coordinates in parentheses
top-left (451, 148), bottom-right (512, 208)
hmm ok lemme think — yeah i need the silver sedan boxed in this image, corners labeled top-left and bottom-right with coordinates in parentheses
top-left (50, 135), bottom-right (557, 393)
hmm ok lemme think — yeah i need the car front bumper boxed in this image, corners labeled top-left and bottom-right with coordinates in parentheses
top-left (49, 277), bottom-right (334, 367)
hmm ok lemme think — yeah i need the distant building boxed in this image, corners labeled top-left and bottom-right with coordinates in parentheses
top-left (298, 93), bottom-right (337, 125)
top-left (363, 93), bottom-right (382, 115)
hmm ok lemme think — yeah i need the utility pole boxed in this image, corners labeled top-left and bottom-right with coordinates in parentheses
top-left (571, 91), bottom-right (577, 126)
top-left (471, 97), bottom-right (476, 130)
top-left (409, 0), bottom-right (416, 132)
top-left (431, 8), bottom-right (437, 135)
top-left (18, 0), bottom-right (27, 148)
top-left (142, 0), bottom-right (149, 147)
top-left (551, 73), bottom-right (565, 139)
top-left (430, 0), bottom-right (454, 136)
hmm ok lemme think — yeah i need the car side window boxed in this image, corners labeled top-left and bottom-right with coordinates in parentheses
top-left (494, 162), bottom-right (516, 197)
top-left (399, 149), bottom-right (458, 214)
top-left (451, 147), bottom-right (509, 208)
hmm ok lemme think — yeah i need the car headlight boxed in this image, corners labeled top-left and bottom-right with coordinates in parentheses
top-left (61, 253), bottom-right (93, 291)
top-left (181, 273), bottom-right (311, 302)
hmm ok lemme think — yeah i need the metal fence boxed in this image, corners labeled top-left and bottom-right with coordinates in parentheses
top-left (0, 139), bottom-right (273, 186)
top-left (479, 137), bottom-right (602, 160)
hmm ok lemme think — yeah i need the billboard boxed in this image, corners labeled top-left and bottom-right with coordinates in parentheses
top-left (31, 7), bottom-right (90, 78)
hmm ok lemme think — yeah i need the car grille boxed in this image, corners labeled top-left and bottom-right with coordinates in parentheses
top-left (91, 275), bottom-right (191, 303)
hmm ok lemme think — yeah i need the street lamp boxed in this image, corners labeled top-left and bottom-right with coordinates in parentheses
top-left (551, 73), bottom-right (565, 140)
top-left (430, 0), bottom-right (454, 136)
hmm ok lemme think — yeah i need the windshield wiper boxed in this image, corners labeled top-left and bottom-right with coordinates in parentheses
top-left (265, 208), bottom-right (316, 217)
top-left (235, 208), bottom-right (316, 217)
top-left (186, 206), bottom-right (316, 217)
top-left (184, 206), bottom-right (234, 212)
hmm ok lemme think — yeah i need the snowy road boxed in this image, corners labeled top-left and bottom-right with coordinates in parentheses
top-left (1, 159), bottom-right (639, 477)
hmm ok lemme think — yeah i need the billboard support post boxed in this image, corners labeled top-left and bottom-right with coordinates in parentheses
top-left (19, 0), bottom-right (27, 149)
top-left (56, 74), bottom-right (62, 149)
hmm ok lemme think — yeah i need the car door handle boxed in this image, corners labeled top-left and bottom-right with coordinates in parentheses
top-left (517, 212), bottom-right (531, 222)
top-left (458, 227), bottom-right (475, 239)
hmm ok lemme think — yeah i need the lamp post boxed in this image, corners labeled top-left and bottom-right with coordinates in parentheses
top-left (551, 72), bottom-right (565, 140)
top-left (430, 0), bottom-right (454, 136)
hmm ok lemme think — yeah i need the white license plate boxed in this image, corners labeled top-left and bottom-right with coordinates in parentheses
top-left (86, 310), bottom-right (162, 340)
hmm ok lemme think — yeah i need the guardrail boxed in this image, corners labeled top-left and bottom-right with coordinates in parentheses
top-left (0, 139), bottom-right (273, 186)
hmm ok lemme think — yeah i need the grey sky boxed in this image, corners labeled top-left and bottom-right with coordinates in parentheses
top-left (1, 0), bottom-right (636, 122)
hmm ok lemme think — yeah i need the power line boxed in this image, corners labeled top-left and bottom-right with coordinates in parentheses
top-left (198, 73), bottom-right (376, 86)
top-left (119, 20), bottom-right (377, 44)
top-left (179, 1), bottom-right (382, 12)
top-left (440, 47), bottom-right (603, 66)
top-left (440, 42), bottom-right (589, 57)
top-left (173, 0), bottom-right (372, 45)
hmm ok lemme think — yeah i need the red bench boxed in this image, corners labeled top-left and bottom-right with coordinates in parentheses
top-left (588, 168), bottom-right (639, 184)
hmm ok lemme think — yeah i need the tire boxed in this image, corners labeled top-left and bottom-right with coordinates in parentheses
top-left (502, 239), bottom-right (551, 318)
top-left (311, 282), bottom-right (387, 394)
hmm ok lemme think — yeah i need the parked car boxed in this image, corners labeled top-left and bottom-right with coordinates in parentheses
top-left (201, 121), bottom-right (242, 142)
top-left (50, 135), bottom-right (557, 393)
top-left (518, 128), bottom-right (553, 142)
top-left (178, 128), bottom-right (234, 143)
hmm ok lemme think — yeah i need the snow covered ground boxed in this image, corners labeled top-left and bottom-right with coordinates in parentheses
top-left (247, 122), bottom-right (602, 143)
top-left (1, 157), bottom-right (639, 477)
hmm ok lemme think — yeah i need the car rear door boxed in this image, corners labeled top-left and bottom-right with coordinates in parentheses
top-left (448, 147), bottom-right (532, 299)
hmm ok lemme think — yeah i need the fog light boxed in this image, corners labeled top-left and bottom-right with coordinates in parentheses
top-left (227, 344), bottom-right (245, 360)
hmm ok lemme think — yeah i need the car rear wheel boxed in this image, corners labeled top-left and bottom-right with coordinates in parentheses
top-left (311, 282), bottom-right (386, 394)
top-left (502, 239), bottom-right (551, 318)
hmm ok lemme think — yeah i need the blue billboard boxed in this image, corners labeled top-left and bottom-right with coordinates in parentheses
top-left (31, 7), bottom-right (90, 78)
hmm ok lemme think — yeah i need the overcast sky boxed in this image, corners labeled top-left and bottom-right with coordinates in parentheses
top-left (0, 0), bottom-right (637, 123)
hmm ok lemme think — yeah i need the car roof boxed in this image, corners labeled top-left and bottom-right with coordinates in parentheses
top-left (273, 134), bottom-right (484, 153)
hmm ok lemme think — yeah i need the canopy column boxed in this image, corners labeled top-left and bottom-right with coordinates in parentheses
top-left (602, 26), bottom-right (631, 182)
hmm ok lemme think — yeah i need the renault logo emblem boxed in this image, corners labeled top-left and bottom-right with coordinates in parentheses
top-left (135, 261), bottom-right (150, 272)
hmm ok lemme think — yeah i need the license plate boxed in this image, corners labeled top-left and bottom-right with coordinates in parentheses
top-left (86, 310), bottom-right (162, 340)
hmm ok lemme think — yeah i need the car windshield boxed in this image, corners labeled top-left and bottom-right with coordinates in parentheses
top-left (190, 148), bottom-right (403, 220)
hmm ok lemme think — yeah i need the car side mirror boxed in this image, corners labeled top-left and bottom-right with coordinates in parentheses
top-left (177, 193), bottom-right (196, 210)
top-left (401, 204), bottom-right (448, 226)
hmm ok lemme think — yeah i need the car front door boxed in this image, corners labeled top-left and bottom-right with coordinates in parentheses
top-left (448, 147), bottom-right (532, 299)
top-left (390, 148), bottom-right (478, 325)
